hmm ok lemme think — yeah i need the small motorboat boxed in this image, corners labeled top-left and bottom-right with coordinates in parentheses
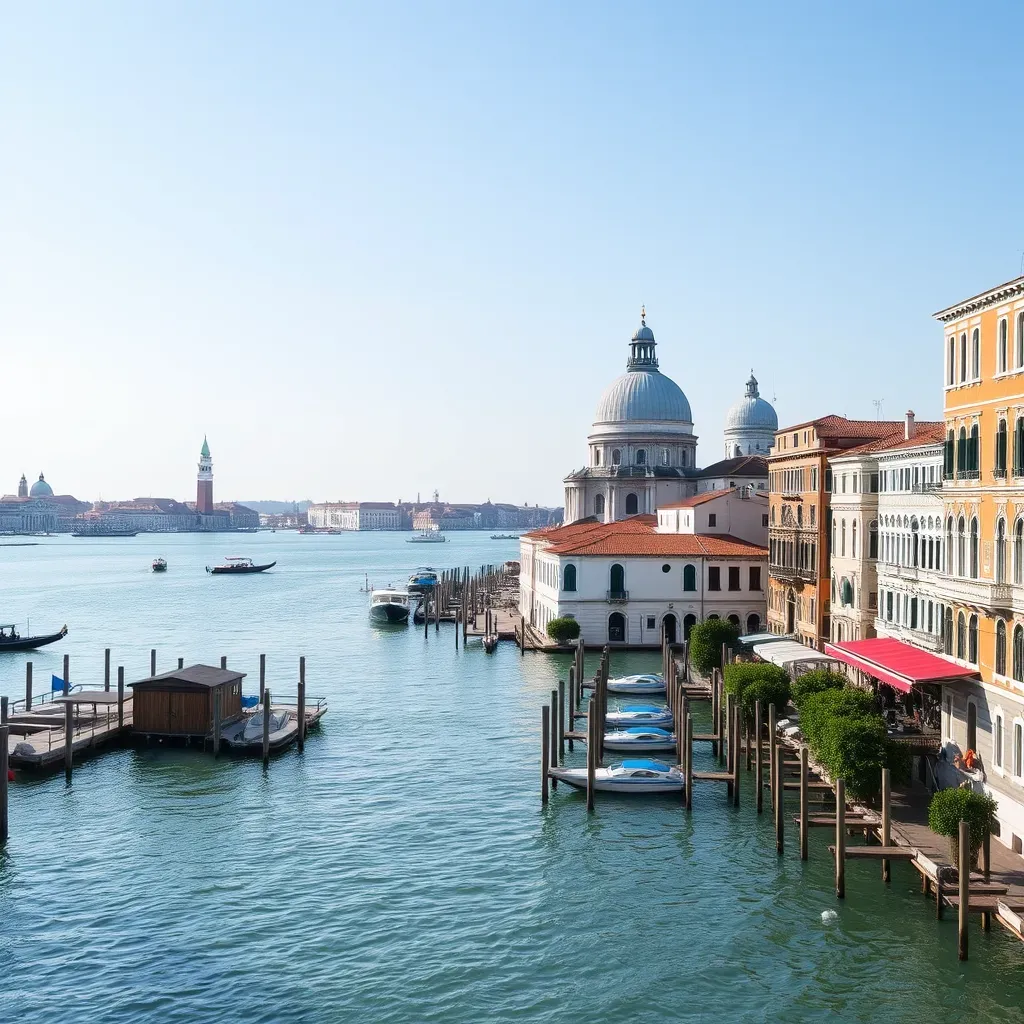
top-left (206, 557), bottom-right (277, 575)
top-left (407, 530), bottom-right (446, 543)
top-left (0, 623), bottom-right (68, 652)
top-left (408, 568), bottom-right (439, 593)
top-left (369, 589), bottom-right (411, 624)
top-left (606, 673), bottom-right (666, 695)
top-left (152, 557), bottom-right (168, 572)
top-left (549, 758), bottom-right (684, 794)
top-left (604, 703), bottom-right (674, 729)
top-left (602, 726), bottom-right (678, 752)
top-left (483, 634), bottom-right (498, 653)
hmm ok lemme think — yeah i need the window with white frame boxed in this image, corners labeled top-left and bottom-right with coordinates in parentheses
top-left (1015, 720), bottom-right (1023, 779)
top-left (994, 710), bottom-right (1004, 771)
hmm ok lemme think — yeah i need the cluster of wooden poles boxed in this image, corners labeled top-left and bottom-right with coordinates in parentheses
top-left (0, 649), bottom-right (309, 848)
top-left (419, 565), bottom-right (516, 647)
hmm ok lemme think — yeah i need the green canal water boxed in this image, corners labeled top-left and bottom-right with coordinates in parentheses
top-left (1, 532), bottom-right (1023, 1023)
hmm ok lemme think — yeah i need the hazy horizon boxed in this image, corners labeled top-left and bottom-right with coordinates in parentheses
top-left (5, 2), bottom-right (1023, 507)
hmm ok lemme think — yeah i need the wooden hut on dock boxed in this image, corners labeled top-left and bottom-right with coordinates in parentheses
top-left (129, 665), bottom-right (244, 739)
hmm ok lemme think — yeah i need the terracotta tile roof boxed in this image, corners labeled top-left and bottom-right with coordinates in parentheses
top-left (780, 415), bottom-right (906, 439)
top-left (529, 516), bottom-right (766, 558)
top-left (832, 422), bottom-right (945, 457)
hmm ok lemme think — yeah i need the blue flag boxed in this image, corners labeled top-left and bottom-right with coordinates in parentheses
top-left (52, 674), bottom-right (65, 692)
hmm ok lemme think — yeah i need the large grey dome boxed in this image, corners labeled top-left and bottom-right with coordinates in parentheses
top-left (593, 310), bottom-right (692, 424)
top-left (725, 374), bottom-right (777, 430)
top-left (595, 370), bottom-right (692, 424)
top-left (29, 473), bottom-right (53, 498)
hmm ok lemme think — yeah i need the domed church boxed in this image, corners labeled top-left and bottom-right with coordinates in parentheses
top-left (563, 310), bottom-right (776, 523)
top-left (723, 373), bottom-right (778, 458)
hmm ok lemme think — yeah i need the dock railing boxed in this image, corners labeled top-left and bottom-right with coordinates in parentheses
top-left (8, 683), bottom-right (84, 716)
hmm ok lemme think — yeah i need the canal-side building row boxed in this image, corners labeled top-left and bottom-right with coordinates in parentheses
top-left (519, 488), bottom-right (769, 646)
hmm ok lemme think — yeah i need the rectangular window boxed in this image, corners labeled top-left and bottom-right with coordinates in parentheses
top-left (708, 514), bottom-right (717, 527)
top-left (762, 514), bottom-right (769, 527)
top-left (995, 715), bottom-right (1003, 770)
top-left (646, 615), bottom-right (656, 630)
top-left (708, 567), bottom-right (721, 591)
top-left (1016, 723), bottom-right (1023, 778)
top-left (728, 567), bottom-right (740, 591)
top-left (810, 467), bottom-right (818, 491)
top-left (749, 567), bottom-right (761, 590)
top-left (886, 592), bottom-right (893, 620)
top-left (868, 591), bottom-right (877, 610)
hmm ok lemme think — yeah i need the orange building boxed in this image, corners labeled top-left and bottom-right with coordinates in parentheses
top-left (933, 275), bottom-right (1024, 850)
top-left (767, 417), bottom-right (904, 649)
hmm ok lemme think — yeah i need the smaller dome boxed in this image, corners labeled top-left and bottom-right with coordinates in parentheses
top-left (724, 373), bottom-right (778, 431)
top-left (632, 323), bottom-right (655, 343)
top-left (30, 473), bottom-right (53, 498)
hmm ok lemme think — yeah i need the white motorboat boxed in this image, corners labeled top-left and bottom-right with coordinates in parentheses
top-left (602, 726), bottom-right (678, 752)
top-left (369, 589), bottom-right (411, 624)
top-left (603, 703), bottom-right (674, 729)
top-left (605, 673), bottom-right (666, 695)
top-left (549, 759), bottom-right (684, 794)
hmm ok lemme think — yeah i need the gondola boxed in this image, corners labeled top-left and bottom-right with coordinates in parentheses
top-left (206, 557), bottom-right (277, 575)
top-left (0, 623), bottom-right (68, 652)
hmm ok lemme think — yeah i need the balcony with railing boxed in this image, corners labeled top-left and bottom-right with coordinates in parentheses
top-left (606, 590), bottom-right (629, 603)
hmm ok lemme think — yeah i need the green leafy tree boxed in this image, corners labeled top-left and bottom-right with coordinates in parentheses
top-left (813, 714), bottom-right (888, 800)
top-left (799, 687), bottom-right (877, 749)
top-left (724, 662), bottom-right (791, 716)
top-left (928, 787), bottom-right (997, 862)
top-left (688, 619), bottom-right (740, 675)
top-left (791, 669), bottom-right (846, 709)
top-left (546, 616), bottom-right (581, 644)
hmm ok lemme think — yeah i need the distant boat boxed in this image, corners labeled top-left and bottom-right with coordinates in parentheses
top-left (408, 530), bottom-right (446, 543)
top-left (369, 589), bottom-right (411, 624)
top-left (72, 525), bottom-right (138, 537)
top-left (206, 557), bottom-right (277, 575)
top-left (152, 557), bottom-right (168, 573)
top-left (490, 534), bottom-right (519, 540)
top-left (0, 623), bottom-right (68, 652)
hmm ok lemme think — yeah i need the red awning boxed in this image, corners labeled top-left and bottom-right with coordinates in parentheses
top-left (823, 638), bottom-right (979, 693)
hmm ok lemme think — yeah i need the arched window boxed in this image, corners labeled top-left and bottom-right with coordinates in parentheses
top-left (611, 449), bottom-right (621, 466)
top-left (771, 506), bottom-right (776, 524)
top-left (831, 575), bottom-right (836, 604)
top-left (957, 517), bottom-right (966, 577)
top-left (609, 563), bottom-right (625, 596)
top-left (563, 564), bottom-right (577, 592)
top-left (1014, 624), bottom-right (1024, 682)
top-left (946, 516), bottom-right (954, 574)
top-left (727, 614), bottom-right (740, 627)
top-left (970, 517), bottom-right (979, 579)
top-left (594, 493), bottom-right (605, 516)
top-left (683, 613), bottom-right (697, 639)
top-left (1016, 418), bottom-right (1024, 477)
top-left (683, 564), bottom-right (697, 591)
top-left (852, 520), bottom-right (858, 558)
top-left (996, 518), bottom-right (1007, 583)
top-left (956, 612), bottom-right (966, 660)
top-left (944, 607), bottom-right (953, 655)
top-left (996, 619), bottom-right (1007, 676)
top-left (635, 449), bottom-right (646, 466)
top-left (999, 318), bottom-right (1008, 374)
top-left (969, 614), bottom-right (979, 665)
top-left (960, 332), bottom-right (968, 382)
top-left (1016, 520), bottom-right (1024, 585)
top-left (971, 327), bottom-right (980, 379)
top-left (625, 493), bottom-right (639, 515)
top-left (996, 419), bottom-right (1008, 477)
top-left (797, 504), bottom-right (803, 526)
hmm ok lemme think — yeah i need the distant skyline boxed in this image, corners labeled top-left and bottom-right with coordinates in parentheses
top-left (4, 2), bottom-right (1023, 506)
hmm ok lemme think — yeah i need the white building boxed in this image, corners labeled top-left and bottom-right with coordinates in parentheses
top-left (519, 489), bottom-right (768, 646)
top-left (874, 423), bottom-right (947, 652)
top-left (695, 455), bottom-right (769, 495)
top-left (723, 373), bottom-right (778, 458)
top-left (307, 501), bottom-right (401, 530)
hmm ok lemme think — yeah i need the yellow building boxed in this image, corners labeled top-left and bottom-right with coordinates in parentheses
top-left (767, 417), bottom-right (903, 649)
top-left (934, 275), bottom-right (1024, 851)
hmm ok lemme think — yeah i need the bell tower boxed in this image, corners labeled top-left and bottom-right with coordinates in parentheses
top-left (197, 436), bottom-right (213, 514)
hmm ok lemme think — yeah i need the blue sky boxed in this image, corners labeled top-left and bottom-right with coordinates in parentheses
top-left (2, 2), bottom-right (1022, 506)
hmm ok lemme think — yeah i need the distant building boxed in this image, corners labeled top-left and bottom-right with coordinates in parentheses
top-left (0, 472), bottom-right (90, 533)
top-left (306, 501), bottom-right (401, 531)
top-left (723, 374), bottom-right (778, 459)
top-left (197, 437), bottom-right (214, 514)
top-left (519, 489), bottom-right (768, 646)
top-left (695, 455), bottom-right (769, 495)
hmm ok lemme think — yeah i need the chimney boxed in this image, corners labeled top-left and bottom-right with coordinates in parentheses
top-left (905, 410), bottom-right (915, 441)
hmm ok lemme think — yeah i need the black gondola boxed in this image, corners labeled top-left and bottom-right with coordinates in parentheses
top-left (0, 623), bottom-right (68, 652)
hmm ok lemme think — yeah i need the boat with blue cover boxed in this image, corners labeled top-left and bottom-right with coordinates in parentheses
top-left (549, 758), bottom-right (684, 794)
top-left (605, 673), bottom-right (666, 696)
top-left (603, 703), bottom-right (674, 729)
top-left (602, 726), bottom-right (677, 752)
top-left (407, 568), bottom-right (439, 593)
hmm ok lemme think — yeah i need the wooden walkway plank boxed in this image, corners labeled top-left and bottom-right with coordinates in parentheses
top-left (828, 845), bottom-right (917, 860)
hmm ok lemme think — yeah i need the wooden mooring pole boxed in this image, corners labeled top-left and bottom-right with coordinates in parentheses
top-left (799, 746), bottom-right (809, 861)
top-left (64, 700), bottom-right (73, 783)
top-left (774, 745), bottom-right (784, 855)
top-left (710, 670), bottom-right (720, 758)
top-left (104, 648), bottom-right (111, 692)
top-left (541, 705), bottom-right (550, 804)
top-left (150, 648), bottom-right (156, 676)
top-left (549, 689), bottom-right (559, 786)
top-left (117, 667), bottom-right (124, 729)
top-left (724, 693), bottom-right (733, 795)
top-left (586, 704), bottom-right (596, 812)
top-left (63, 653), bottom-right (70, 695)
top-left (0, 723), bottom-right (8, 845)
top-left (768, 703), bottom-right (777, 811)
top-left (958, 818), bottom-right (969, 960)
top-left (754, 699), bottom-right (763, 813)
top-left (567, 667), bottom-right (575, 752)
top-left (259, 654), bottom-right (266, 703)
top-left (684, 714), bottom-right (693, 812)
top-left (297, 656), bottom-right (306, 754)
top-left (881, 767), bottom-right (891, 883)
top-left (731, 700), bottom-right (740, 807)
top-left (262, 688), bottom-right (271, 768)
top-left (557, 679), bottom-right (565, 762)
top-left (835, 778), bottom-right (846, 898)
top-left (25, 662), bottom-right (33, 711)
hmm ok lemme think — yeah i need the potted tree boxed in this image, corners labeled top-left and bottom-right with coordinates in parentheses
top-left (927, 787), bottom-right (997, 868)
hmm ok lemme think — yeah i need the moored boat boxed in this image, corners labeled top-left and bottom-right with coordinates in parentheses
top-left (605, 673), bottom-right (666, 695)
top-left (408, 568), bottom-right (439, 593)
top-left (206, 557), bottom-right (276, 575)
top-left (602, 726), bottom-right (677, 752)
top-left (0, 623), bottom-right (68, 652)
top-left (604, 703), bottom-right (674, 729)
top-left (369, 589), bottom-right (411, 624)
top-left (152, 557), bottom-right (167, 572)
top-left (549, 758), bottom-right (684, 793)
top-left (408, 530), bottom-right (446, 543)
